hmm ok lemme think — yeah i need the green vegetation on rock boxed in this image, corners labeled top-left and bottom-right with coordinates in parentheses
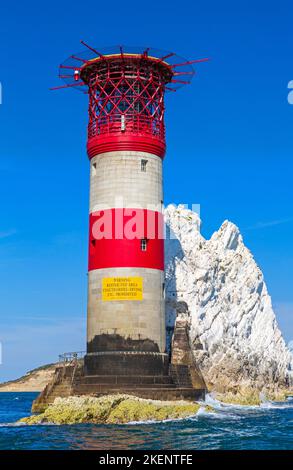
top-left (264, 389), bottom-right (287, 402)
top-left (216, 386), bottom-right (293, 406)
top-left (19, 394), bottom-right (200, 425)
top-left (203, 405), bottom-right (216, 413)
top-left (216, 388), bottom-right (261, 406)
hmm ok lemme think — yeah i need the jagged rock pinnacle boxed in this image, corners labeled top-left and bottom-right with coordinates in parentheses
top-left (164, 205), bottom-right (293, 392)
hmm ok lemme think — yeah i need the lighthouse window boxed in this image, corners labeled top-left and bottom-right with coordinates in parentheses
top-left (91, 162), bottom-right (97, 176)
top-left (141, 159), bottom-right (148, 172)
top-left (141, 238), bottom-right (148, 251)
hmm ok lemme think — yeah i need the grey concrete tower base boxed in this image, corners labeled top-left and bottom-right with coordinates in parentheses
top-left (86, 151), bottom-right (166, 377)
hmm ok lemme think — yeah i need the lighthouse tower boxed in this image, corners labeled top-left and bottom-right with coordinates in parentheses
top-left (52, 43), bottom-right (208, 380)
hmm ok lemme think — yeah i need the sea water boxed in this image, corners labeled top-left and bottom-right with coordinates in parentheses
top-left (0, 392), bottom-right (292, 450)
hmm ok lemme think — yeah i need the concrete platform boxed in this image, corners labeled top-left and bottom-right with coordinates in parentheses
top-left (32, 316), bottom-right (207, 413)
top-left (32, 365), bottom-right (205, 412)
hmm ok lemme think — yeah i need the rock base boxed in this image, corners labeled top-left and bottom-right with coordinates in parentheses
top-left (32, 315), bottom-right (206, 413)
top-left (32, 365), bottom-right (205, 413)
top-left (24, 394), bottom-right (202, 425)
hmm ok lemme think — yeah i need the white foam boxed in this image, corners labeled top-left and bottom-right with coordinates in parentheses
top-left (126, 414), bottom-right (199, 425)
top-left (260, 400), bottom-right (293, 410)
top-left (0, 422), bottom-right (27, 427)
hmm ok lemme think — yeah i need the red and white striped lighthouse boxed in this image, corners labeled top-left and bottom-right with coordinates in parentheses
top-left (52, 44), bottom-right (208, 377)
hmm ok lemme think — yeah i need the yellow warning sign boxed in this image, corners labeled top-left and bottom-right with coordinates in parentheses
top-left (102, 277), bottom-right (143, 301)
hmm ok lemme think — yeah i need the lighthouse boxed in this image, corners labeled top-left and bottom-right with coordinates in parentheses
top-left (48, 43), bottom-right (208, 396)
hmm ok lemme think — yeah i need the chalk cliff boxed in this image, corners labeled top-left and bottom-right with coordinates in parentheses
top-left (0, 364), bottom-right (56, 392)
top-left (165, 205), bottom-right (293, 396)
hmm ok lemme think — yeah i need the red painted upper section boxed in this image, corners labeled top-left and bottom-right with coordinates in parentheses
top-left (83, 55), bottom-right (170, 158)
top-left (88, 209), bottom-right (164, 271)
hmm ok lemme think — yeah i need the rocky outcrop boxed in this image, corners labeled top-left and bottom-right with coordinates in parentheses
top-left (165, 204), bottom-right (293, 397)
top-left (20, 394), bottom-right (201, 425)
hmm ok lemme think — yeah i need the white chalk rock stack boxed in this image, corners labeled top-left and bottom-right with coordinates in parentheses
top-left (165, 204), bottom-right (293, 392)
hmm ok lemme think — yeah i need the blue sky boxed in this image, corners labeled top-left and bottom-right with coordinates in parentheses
top-left (0, 0), bottom-right (292, 381)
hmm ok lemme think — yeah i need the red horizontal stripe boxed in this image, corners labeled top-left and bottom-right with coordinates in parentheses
top-left (88, 209), bottom-right (164, 271)
top-left (87, 134), bottom-right (166, 159)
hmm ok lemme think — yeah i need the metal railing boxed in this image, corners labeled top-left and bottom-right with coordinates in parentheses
top-left (58, 351), bottom-right (85, 366)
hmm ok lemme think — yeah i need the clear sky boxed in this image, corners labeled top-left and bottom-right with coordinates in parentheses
top-left (0, 0), bottom-right (292, 381)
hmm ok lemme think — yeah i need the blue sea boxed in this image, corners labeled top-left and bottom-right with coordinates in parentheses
top-left (0, 392), bottom-right (292, 450)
